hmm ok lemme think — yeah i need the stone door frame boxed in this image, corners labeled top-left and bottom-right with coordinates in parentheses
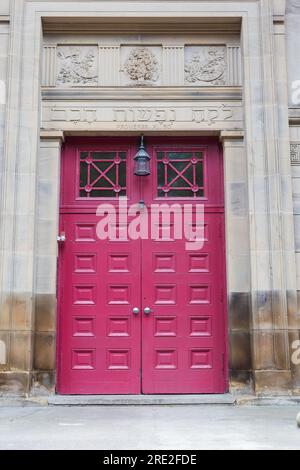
top-left (0, 1), bottom-right (297, 394)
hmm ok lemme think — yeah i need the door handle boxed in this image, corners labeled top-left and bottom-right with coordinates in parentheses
top-left (144, 307), bottom-right (152, 315)
top-left (132, 307), bottom-right (140, 316)
top-left (57, 232), bottom-right (66, 243)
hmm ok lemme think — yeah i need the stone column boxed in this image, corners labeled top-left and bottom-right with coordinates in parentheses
top-left (221, 131), bottom-right (253, 393)
top-left (32, 131), bottom-right (64, 394)
top-left (242, 0), bottom-right (298, 393)
top-left (0, 0), bottom-right (31, 394)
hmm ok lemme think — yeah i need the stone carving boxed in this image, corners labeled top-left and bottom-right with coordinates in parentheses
top-left (192, 104), bottom-right (233, 126)
top-left (44, 102), bottom-right (242, 131)
top-left (185, 47), bottom-right (226, 86)
top-left (122, 47), bottom-right (159, 85)
top-left (57, 46), bottom-right (98, 86)
top-left (291, 143), bottom-right (300, 165)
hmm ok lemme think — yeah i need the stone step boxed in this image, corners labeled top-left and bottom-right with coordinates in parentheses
top-left (48, 394), bottom-right (236, 406)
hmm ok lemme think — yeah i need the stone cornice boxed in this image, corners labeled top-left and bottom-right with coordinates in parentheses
top-left (42, 87), bottom-right (242, 102)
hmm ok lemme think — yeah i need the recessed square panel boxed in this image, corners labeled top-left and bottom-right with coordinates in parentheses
top-left (154, 317), bottom-right (177, 336)
top-left (72, 349), bottom-right (95, 369)
top-left (107, 350), bottom-right (131, 369)
top-left (75, 224), bottom-right (96, 242)
top-left (155, 350), bottom-right (177, 369)
top-left (154, 285), bottom-right (176, 304)
top-left (72, 317), bottom-right (95, 336)
top-left (108, 224), bottom-right (128, 241)
top-left (188, 285), bottom-right (210, 304)
top-left (73, 285), bottom-right (96, 305)
top-left (190, 317), bottom-right (212, 336)
top-left (153, 254), bottom-right (176, 272)
top-left (185, 223), bottom-right (208, 243)
top-left (189, 349), bottom-right (212, 369)
top-left (74, 254), bottom-right (97, 273)
top-left (108, 254), bottom-right (130, 272)
top-left (188, 254), bottom-right (209, 273)
top-left (107, 317), bottom-right (131, 337)
top-left (107, 285), bottom-right (130, 304)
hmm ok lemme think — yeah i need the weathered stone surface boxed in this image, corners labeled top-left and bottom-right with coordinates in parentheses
top-left (254, 371), bottom-right (293, 395)
top-left (35, 294), bottom-right (56, 333)
top-left (33, 333), bottom-right (56, 371)
top-left (229, 292), bottom-right (251, 332)
top-left (0, 372), bottom-right (30, 396)
top-left (229, 370), bottom-right (253, 394)
top-left (229, 332), bottom-right (252, 371)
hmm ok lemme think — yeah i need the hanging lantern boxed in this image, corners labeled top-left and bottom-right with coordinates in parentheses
top-left (134, 135), bottom-right (150, 176)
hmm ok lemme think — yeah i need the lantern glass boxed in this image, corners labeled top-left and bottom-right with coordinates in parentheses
top-left (134, 156), bottom-right (150, 176)
top-left (134, 136), bottom-right (150, 176)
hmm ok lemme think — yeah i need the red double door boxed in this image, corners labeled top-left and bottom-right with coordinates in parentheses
top-left (58, 137), bottom-right (227, 394)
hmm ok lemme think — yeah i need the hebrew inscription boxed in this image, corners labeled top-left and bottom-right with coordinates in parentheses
top-left (43, 101), bottom-right (242, 131)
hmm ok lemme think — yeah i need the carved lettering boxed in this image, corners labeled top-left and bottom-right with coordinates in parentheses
top-left (192, 105), bottom-right (233, 126)
top-left (113, 108), bottom-right (176, 123)
top-left (46, 103), bottom-right (240, 129)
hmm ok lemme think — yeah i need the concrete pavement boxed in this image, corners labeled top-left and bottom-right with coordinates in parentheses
top-left (0, 405), bottom-right (299, 450)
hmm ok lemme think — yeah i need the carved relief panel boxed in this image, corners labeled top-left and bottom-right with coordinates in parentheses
top-left (184, 46), bottom-right (227, 86)
top-left (56, 46), bottom-right (98, 87)
top-left (42, 42), bottom-right (241, 88)
top-left (120, 46), bottom-right (162, 86)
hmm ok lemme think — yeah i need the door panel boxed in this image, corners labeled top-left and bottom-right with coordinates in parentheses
top-left (140, 139), bottom-right (226, 393)
top-left (59, 214), bottom-right (141, 394)
top-left (141, 213), bottom-right (225, 393)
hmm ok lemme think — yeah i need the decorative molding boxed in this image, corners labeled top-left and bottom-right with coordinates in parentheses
top-left (291, 143), bottom-right (300, 165)
top-left (56, 46), bottom-right (98, 86)
top-left (220, 130), bottom-right (244, 141)
top-left (42, 46), bottom-right (57, 87)
top-left (163, 46), bottom-right (184, 86)
top-left (121, 47), bottom-right (160, 86)
top-left (42, 20), bottom-right (242, 35)
top-left (41, 87), bottom-right (242, 102)
top-left (99, 46), bottom-right (119, 86)
top-left (227, 46), bottom-right (242, 86)
top-left (40, 130), bottom-right (65, 142)
top-left (184, 46), bottom-right (227, 86)
top-left (289, 108), bottom-right (300, 126)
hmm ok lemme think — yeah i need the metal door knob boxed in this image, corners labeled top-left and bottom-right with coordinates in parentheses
top-left (132, 307), bottom-right (140, 316)
top-left (57, 233), bottom-right (66, 243)
top-left (144, 307), bottom-right (152, 315)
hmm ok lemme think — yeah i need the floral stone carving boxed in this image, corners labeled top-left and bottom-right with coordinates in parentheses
top-left (122, 47), bottom-right (159, 85)
top-left (185, 47), bottom-right (227, 86)
top-left (57, 46), bottom-right (98, 86)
